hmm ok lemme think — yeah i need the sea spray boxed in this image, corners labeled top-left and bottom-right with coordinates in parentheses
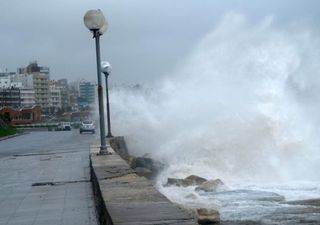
top-left (110, 13), bottom-right (320, 186)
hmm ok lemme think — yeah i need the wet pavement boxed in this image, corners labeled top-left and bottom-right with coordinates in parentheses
top-left (0, 130), bottom-right (98, 225)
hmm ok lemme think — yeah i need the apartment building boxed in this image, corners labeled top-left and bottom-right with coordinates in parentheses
top-left (0, 75), bottom-right (11, 88)
top-left (20, 88), bottom-right (36, 108)
top-left (48, 82), bottom-right (62, 112)
top-left (18, 61), bottom-right (50, 77)
top-left (57, 79), bottom-right (70, 111)
top-left (79, 81), bottom-right (95, 108)
top-left (0, 87), bottom-right (21, 108)
top-left (33, 73), bottom-right (50, 112)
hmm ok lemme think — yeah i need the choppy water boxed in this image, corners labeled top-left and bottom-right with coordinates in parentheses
top-left (110, 13), bottom-right (320, 223)
top-left (157, 180), bottom-right (320, 224)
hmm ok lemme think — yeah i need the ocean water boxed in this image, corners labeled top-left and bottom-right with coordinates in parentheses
top-left (110, 13), bottom-right (320, 223)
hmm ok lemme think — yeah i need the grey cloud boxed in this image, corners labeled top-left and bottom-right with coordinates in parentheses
top-left (0, 0), bottom-right (319, 83)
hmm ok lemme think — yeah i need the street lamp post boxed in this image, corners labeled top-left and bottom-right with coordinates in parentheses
top-left (83, 9), bottom-right (109, 154)
top-left (101, 61), bottom-right (113, 138)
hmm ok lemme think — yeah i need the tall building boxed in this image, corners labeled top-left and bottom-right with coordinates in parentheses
top-left (0, 72), bottom-right (20, 88)
top-left (33, 73), bottom-right (50, 112)
top-left (57, 79), bottom-right (70, 111)
top-left (79, 81), bottom-right (96, 108)
top-left (15, 62), bottom-right (50, 113)
top-left (69, 81), bottom-right (80, 111)
top-left (20, 89), bottom-right (36, 108)
top-left (0, 75), bottom-right (11, 88)
top-left (48, 81), bottom-right (62, 113)
top-left (1, 71), bottom-right (32, 108)
top-left (18, 61), bottom-right (50, 77)
top-left (0, 87), bottom-right (21, 108)
top-left (11, 74), bottom-right (34, 88)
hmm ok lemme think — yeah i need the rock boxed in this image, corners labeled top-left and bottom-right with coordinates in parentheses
top-left (196, 208), bottom-right (220, 224)
top-left (195, 179), bottom-right (227, 192)
top-left (185, 175), bottom-right (207, 185)
top-left (166, 175), bottom-right (207, 187)
top-left (129, 157), bottom-right (164, 179)
top-left (109, 136), bottom-right (131, 161)
top-left (134, 167), bottom-right (153, 179)
top-left (152, 160), bottom-right (165, 173)
top-left (166, 178), bottom-right (191, 187)
top-left (130, 157), bottom-right (153, 170)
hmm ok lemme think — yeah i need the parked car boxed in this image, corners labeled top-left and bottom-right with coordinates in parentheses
top-left (57, 122), bottom-right (71, 131)
top-left (80, 120), bottom-right (95, 134)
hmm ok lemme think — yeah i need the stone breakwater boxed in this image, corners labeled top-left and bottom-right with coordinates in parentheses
top-left (90, 137), bottom-right (197, 225)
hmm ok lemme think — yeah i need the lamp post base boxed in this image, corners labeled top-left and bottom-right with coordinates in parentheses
top-left (98, 146), bottom-right (111, 155)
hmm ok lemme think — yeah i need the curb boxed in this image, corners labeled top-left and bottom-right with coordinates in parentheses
top-left (0, 132), bottom-right (24, 141)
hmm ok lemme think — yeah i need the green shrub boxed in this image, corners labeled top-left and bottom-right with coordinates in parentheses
top-left (0, 127), bottom-right (18, 138)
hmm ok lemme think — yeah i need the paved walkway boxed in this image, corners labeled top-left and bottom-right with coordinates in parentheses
top-left (0, 148), bottom-right (97, 225)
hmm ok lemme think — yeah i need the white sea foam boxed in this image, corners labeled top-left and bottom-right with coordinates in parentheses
top-left (110, 13), bottom-right (320, 197)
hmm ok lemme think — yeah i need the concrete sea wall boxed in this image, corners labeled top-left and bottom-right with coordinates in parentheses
top-left (90, 137), bottom-right (197, 225)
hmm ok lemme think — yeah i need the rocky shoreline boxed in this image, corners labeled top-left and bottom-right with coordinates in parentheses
top-left (110, 137), bottom-right (320, 225)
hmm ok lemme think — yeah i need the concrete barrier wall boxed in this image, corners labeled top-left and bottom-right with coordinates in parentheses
top-left (90, 137), bottom-right (197, 225)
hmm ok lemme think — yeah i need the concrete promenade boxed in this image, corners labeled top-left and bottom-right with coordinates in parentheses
top-left (0, 132), bottom-right (97, 225)
top-left (0, 132), bottom-right (197, 225)
top-left (90, 138), bottom-right (197, 225)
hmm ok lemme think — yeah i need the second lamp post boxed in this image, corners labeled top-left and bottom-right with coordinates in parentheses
top-left (101, 61), bottom-right (113, 138)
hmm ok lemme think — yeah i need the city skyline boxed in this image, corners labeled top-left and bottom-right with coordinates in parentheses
top-left (0, 60), bottom-right (97, 84)
top-left (0, 61), bottom-right (101, 116)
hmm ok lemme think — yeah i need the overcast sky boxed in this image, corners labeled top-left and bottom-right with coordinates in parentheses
top-left (0, 0), bottom-right (319, 84)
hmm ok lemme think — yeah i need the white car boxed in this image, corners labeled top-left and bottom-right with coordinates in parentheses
top-left (58, 122), bottom-right (71, 131)
top-left (80, 120), bottom-right (95, 134)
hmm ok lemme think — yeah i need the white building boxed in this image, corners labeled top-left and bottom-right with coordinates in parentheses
top-left (0, 75), bottom-right (11, 88)
top-left (20, 89), bottom-right (36, 108)
top-left (11, 74), bottom-right (34, 88)
top-left (0, 74), bottom-right (23, 89)
top-left (12, 73), bottom-right (50, 112)
top-left (79, 81), bottom-right (96, 108)
top-left (33, 73), bottom-right (50, 112)
top-left (49, 84), bottom-right (62, 111)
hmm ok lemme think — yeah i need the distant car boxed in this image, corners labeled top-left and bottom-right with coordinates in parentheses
top-left (58, 122), bottom-right (71, 131)
top-left (80, 120), bottom-right (95, 134)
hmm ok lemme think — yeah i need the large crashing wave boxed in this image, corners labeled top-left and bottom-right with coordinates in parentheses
top-left (110, 13), bottom-right (320, 184)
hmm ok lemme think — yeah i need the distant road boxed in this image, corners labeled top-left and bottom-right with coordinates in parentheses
top-left (0, 129), bottom-right (96, 157)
